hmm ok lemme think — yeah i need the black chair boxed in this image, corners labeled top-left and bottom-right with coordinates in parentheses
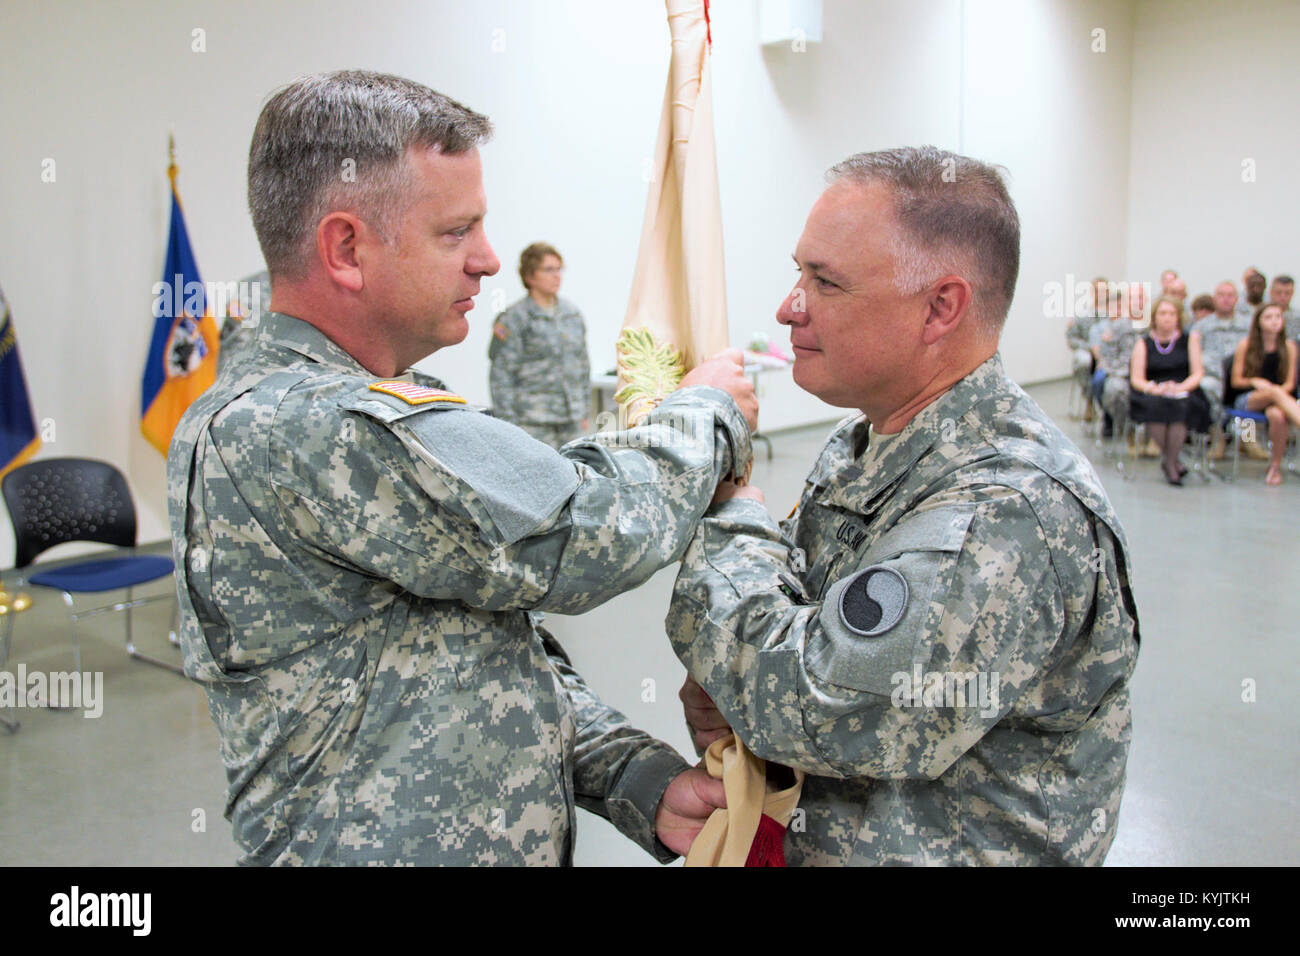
top-left (1, 458), bottom-right (181, 688)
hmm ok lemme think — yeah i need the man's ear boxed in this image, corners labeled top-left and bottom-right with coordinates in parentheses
top-left (921, 276), bottom-right (974, 345)
top-left (317, 212), bottom-right (366, 293)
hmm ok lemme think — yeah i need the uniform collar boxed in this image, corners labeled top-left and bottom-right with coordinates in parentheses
top-left (521, 295), bottom-right (568, 318)
top-left (818, 353), bottom-right (1008, 513)
top-left (254, 311), bottom-right (377, 374)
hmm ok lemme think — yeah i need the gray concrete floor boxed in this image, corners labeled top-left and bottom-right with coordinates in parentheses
top-left (1, 378), bottom-right (1296, 866)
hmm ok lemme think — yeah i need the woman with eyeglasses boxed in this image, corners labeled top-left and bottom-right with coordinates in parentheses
top-left (489, 242), bottom-right (591, 449)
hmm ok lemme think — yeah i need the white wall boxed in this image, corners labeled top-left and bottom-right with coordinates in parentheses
top-left (1126, 0), bottom-right (1300, 305)
top-left (964, 0), bottom-right (1136, 382)
top-left (6, 0), bottom-right (1263, 567)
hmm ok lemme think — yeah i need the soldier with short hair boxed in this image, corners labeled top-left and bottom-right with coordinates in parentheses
top-left (168, 70), bottom-right (759, 866)
top-left (1094, 308), bottom-right (1140, 439)
top-left (1195, 281), bottom-right (1252, 458)
top-left (488, 242), bottom-right (591, 448)
top-left (1268, 274), bottom-right (1297, 340)
top-left (668, 146), bottom-right (1140, 865)
top-left (1065, 276), bottom-right (1106, 420)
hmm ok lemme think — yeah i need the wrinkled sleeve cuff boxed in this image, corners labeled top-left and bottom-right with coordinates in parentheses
top-left (602, 743), bottom-right (692, 864)
top-left (661, 385), bottom-right (753, 483)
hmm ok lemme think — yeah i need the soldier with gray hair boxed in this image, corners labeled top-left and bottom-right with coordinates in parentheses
top-left (168, 70), bottom-right (759, 865)
top-left (1195, 281), bottom-right (1252, 457)
top-left (668, 146), bottom-right (1140, 865)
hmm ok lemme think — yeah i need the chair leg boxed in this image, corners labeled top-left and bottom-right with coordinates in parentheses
top-left (1192, 432), bottom-right (1212, 483)
top-left (123, 587), bottom-right (185, 675)
top-left (1231, 421), bottom-right (1242, 482)
top-left (0, 612), bottom-right (16, 733)
top-left (1, 606), bottom-right (13, 670)
top-left (1116, 420), bottom-right (1140, 481)
top-left (59, 591), bottom-right (83, 675)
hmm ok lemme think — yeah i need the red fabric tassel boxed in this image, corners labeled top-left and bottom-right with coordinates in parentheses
top-left (703, 0), bottom-right (712, 47)
top-left (745, 814), bottom-right (787, 867)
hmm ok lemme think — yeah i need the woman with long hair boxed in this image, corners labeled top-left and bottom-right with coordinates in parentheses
top-left (1230, 302), bottom-right (1300, 485)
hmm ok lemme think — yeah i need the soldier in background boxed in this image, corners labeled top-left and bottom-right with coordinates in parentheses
top-left (1093, 300), bottom-right (1140, 440)
top-left (1238, 267), bottom-right (1266, 322)
top-left (1268, 274), bottom-right (1297, 340)
top-left (168, 70), bottom-right (758, 866)
top-left (1196, 281), bottom-right (1253, 459)
top-left (667, 147), bottom-right (1140, 865)
top-left (216, 269), bottom-right (271, 373)
top-left (488, 243), bottom-right (591, 448)
top-left (1065, 276), bottom-right (1108, 422)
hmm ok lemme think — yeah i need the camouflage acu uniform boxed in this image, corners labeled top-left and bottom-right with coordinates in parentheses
top-left (1065, 311), bottom-right (1097, 392)
top-left (1095, 317), bottom-right (1138, 428)
top-left (168, 311), bottom-right (751, 866)
top-left (489, 296), bottom-right (591, 448)
top-left (1193, 312), bottom-right (1249, 416)
top-left (217, 270), bottom-right (272, 374)
top-left (667, 354), bottom-right (1140, 865)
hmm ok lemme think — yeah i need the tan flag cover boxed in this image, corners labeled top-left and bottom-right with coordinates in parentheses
top-left (619, 3), bottom-right (806, 863)
top-left (616, 0), bottom-right (730, 425)
top-left (685, 734), bottom-right (806, 867)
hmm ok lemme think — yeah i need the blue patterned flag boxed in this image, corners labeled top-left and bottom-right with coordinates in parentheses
top-left (141, 156), bottom-right (220, 454)
top-left (0, 283), bottom-right (41, 478)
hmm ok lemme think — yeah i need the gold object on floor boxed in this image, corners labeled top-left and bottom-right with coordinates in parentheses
top-left (0, 589), bottom-right (33, 614)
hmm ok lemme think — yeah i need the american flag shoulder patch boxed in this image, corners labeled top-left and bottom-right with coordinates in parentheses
top-left (368, 381), bottom-right (467, 406)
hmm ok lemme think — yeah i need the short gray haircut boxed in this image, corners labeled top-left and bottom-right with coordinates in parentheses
top-left (248, 70), bottom-right (493, 278)
top-left (827, 146), bottom-right (1020, 333)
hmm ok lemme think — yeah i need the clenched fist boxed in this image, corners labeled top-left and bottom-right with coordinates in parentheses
top-left (678, 349), bottom-right (758, 433)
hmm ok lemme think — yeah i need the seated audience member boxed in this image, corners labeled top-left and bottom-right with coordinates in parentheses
top-left (1092, 291), bottom-right (1139, 438)
top-left (1066, 276), bottom-right (1107, 419)
top-left (1190, 294), bottom-right (1214, 323)
top-left (1130, 295), bottom-right (1210, 485)
top-left (1195, 281), bottom-right (1252, 458)
top-left (1239, 267), bottom-right (1266, 322)
top-left (1231, 302), bottom-right (1300, 485)
top-left (1166, 277), bottom-right (1187, 306)
top-left (1160, 268), bottom-right (1178, 295)
top-left (1268, 274), bottom-right (1298, 339)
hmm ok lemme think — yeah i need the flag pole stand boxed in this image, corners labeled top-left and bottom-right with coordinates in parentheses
top-left (0, 589), bottom-right (33, 615)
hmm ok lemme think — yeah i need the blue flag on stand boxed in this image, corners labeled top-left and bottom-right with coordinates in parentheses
top-left (0, 283), bottom-right (41, 479)
top-left (141, 153), bottom-right (220, 455)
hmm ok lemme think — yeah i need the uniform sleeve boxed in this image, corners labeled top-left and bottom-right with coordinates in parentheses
top-left (574, 310), bottom-right (591, 422)
top-left (542, 649), bottom-right (689, 863)
top-left (269, 383), bottom-right (752, 617)
top-left (1066, 316), bottom-right (1090, 351)
top-left (665, 487), bottom-right (1072, 780)
top-left (488, 310), bottom-right (522, 419)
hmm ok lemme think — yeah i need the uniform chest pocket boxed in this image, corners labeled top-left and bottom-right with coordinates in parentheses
top-left (805, 507), bottom-right (976, 697)
top-left (522, 322), bottom-right (561, 359)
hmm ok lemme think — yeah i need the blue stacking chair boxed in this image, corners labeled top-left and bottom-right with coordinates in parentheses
top-left (1, 458), bottom-right (181, 688)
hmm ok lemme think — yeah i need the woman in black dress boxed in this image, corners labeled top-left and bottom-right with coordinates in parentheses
top-left (1130, 295), bottom-right (1210, 485)
top-left (1230, 302), bottom-right (1300, 485)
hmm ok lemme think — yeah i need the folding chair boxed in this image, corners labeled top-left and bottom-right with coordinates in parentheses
top-left (1, 458), bottom-right (181, 681)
